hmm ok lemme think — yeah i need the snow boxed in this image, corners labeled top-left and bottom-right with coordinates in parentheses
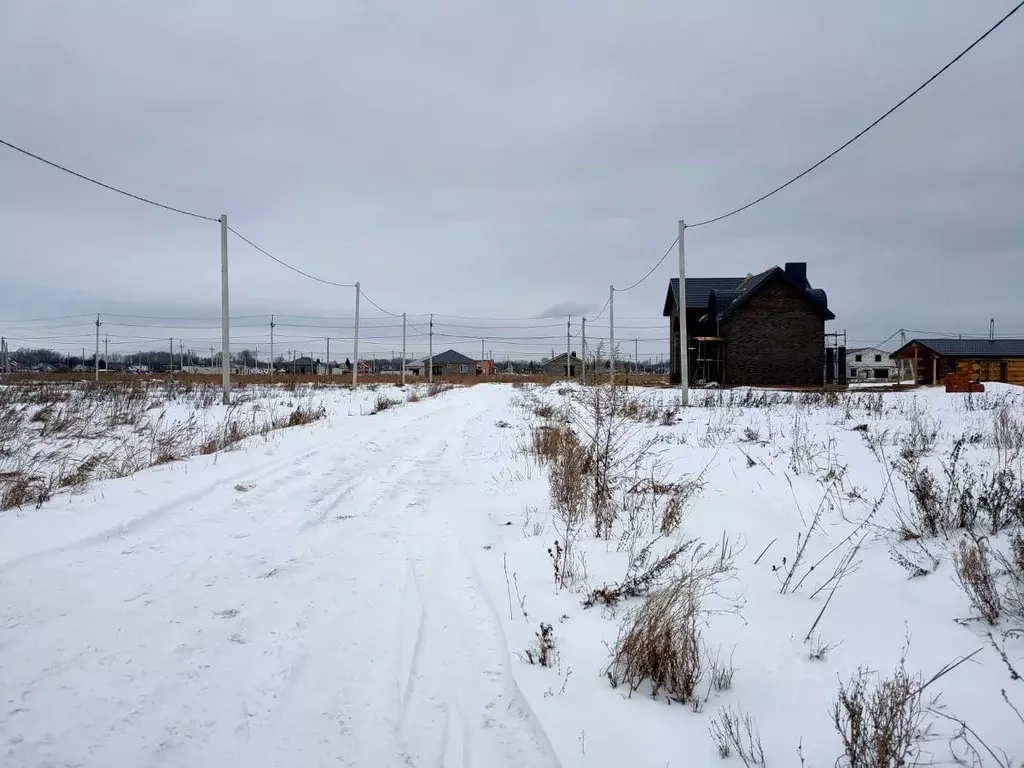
top-left (1, 382), bottom-right (1022, 766)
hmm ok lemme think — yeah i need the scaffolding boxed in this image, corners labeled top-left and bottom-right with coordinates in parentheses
top-left (692, 336), bottom-right (724, 386)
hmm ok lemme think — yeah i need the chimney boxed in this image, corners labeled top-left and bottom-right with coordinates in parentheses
top-left (785, 262), bottom-right (808, 288)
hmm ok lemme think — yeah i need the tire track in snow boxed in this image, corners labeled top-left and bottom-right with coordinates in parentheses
top-left (392, 393), bottom-right (562, 768)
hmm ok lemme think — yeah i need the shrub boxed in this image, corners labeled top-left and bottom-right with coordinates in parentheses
top-left (371, 394), bottom-right (396, 414)
top-left (287, 403), bottom-right (327, 427)
top-left (606, 577), bottom-right (704, 703)
top-left (709, 706), bottom-right (765, 765)
top-left (832, 660), bottom-right (922, 768)
top-left (427, 382), bottom-right (454, 398)
top-left (523, 622), bottom-right (556, 667)
top-left (954, 536), bottom-right (1002, 625)
top-left (584, 538), bottom-right (696, 609)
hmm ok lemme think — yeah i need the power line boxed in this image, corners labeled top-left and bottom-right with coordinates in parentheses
top-left (0, 138), bottom-right (219, 222)
top-left (227, 226), bottom-right (356, 288)
top-left (687, 0), bottom-right (1024, 228)
top-left (588, 295), bottom-right (612, 323)
top-left (616, 237), bottom-right (680, 292)
top-left (358, 289), bottom-right (402, 317)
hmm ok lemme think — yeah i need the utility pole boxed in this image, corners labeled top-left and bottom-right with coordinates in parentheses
top-left (169, 337), bottom-right (174, 376)
top-left (219, 213), bottom-right (231, 404)
top-left (566, 316), bottom-right (571, 379)
top-left (581, 317), bottom-right (587, 385)
top-left (481, 338), bottom-right (485, 363)
top-left (179, 341), bottom-right (184, 374)
top-left (635, 338), bottom-right (639, 375)
top-left (270, 314), bottom-right (275, 378)
top-left (990, 317), bottom-right (995, 341)
top-left (1, 337), bottom-right (7, 376)
top-left (609, 285), bottom-right (615, 386)
top-left (94, 313), bottom-right (101, 381)
top-left (401, 312), bottom-right (407, 386)
top-left (104, 336), bottom-right (109, 364)
top-left (352, 282), bottom-right (360, 387)
top-left (326, 337), bottom-right (330, 376)
top-left (677, 220), bottom-right (689, 407)
top-left (428, 313), bottom-right (434, 384)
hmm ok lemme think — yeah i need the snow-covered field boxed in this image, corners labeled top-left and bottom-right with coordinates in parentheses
top-left (1, 382), bottom-right (1022, 767)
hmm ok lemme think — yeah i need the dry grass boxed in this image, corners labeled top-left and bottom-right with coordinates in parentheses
top-left (604, 538), bottom-right (736, 704)
top-left (953, 536), bottom-right (1003, 625)
top-left (0, 381), bottom-right (329, 511)
top-left (371, 393), bottom-right (398, 414)
top-left (606, 575), bottom-right (705, 703)
top-left (832, 661), bottom-right (923, 768)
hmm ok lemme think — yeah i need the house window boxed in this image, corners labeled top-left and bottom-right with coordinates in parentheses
top-left (874, 354), bottom-right (882, 363)
top-left (459, 364), bottom-right (468, 374)
top-left (947, 358), bottom-right (958, 373)
top-left (854, 354), bottom-right (862, 362)
top-left (873, 369), bottom-right (888, 379)
top-left (850, 367), bottom-right (858, 377)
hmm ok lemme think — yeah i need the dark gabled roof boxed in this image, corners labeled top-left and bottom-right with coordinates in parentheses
top-left (666, 267), bottom-right (834, 321)
top-left (890, 338), bottom-right (1024, 360)
top-left (292, 356), bottom-right (317, 365)
top-left (664, 277), bottom-right (743, 315)
top-left (424, 349), bottom-right (477, 365)
top-left (717, 267), bottom-right (834, 321)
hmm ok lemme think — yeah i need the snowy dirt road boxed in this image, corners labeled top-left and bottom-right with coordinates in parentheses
top-left (0, 386), bottom-right (560, 768)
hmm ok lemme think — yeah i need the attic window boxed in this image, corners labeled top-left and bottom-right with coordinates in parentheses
top-left (854, 354), bottom-right (862, 362)
top-left (874, 354), bottom-right (882, 363)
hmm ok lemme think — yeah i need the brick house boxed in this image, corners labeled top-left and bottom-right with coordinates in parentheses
top-left (542, 352), bottom-right (582, 378)
top-left (663, 262), bottom-right (835, 387)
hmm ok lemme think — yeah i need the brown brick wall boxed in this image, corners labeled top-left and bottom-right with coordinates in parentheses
top-left (721, 277), bottom-right (825, 387)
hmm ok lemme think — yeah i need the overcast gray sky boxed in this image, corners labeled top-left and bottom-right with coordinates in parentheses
top-left (1, 0), bottom-right (1021, 362)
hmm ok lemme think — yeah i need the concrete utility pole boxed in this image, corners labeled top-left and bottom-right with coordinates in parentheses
top-left (635, 338), bottom-right (639, 375)
top-left (401, 312), bottom-right (407, 386)
top-left (581, 317), bottom-right (587, 385)
top-left (94, 313), bottom-right (101, 381)
top-left (677, 220), bottom-right (689, 407)
top-left (179, 341), bottom-right (184, 374)
top-left (481, 338), bottom-right (485, 363)
top-left (609, 285), bottom-right (616, 386)
top-left (990, 318), bottom-right (995, 341)
top-left (566, 316), bottom-right (571, 379)
top-left (219, 214), bottom-right (231, 404)
top-left (105, 336), bottom-right (109, 363)
top-left (169, 337), bottom-right (174, 376)
top-left (270, 315), bottom-right (275, 378)
top-left (1, 337), bottom-right (7, 375)
top-left (428, 313), bottom-right (434, 384)
top-left (352, 282), bottom-right (360, 387)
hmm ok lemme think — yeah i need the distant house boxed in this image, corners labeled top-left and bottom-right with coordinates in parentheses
top-left (663, 262), bottom-right (835, 387)
top-left (405, 350), bottom-right (478, 377)
top-left (890, 338), bottom-right (1024, 386)
top-left (278, 356), bottom-right (319, 375)
top-left (543, 352), bottom-right (582, 378)
top-left (848, 347), bottom-right (897, 381)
